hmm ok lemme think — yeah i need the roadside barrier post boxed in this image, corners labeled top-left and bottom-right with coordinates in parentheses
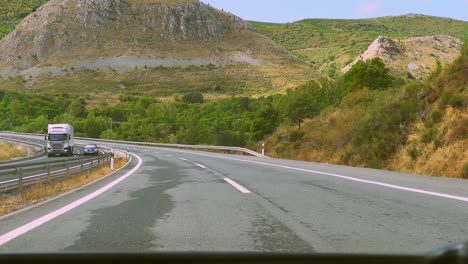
top-left (47, 163), bottom-right (51, 183)
top-left (110, 152), bottom-right (115, 172)
top-left (18, 168), bottom-right (23, 193)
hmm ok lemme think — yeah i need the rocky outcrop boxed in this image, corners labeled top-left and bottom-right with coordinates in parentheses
top-left (342, 35), bottom-right (463, 79)
top-left (0, 0), bottom-right (296, 74)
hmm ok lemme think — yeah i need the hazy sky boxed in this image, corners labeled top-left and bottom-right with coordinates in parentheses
top-left (200, 0), bottom-right (468, 23)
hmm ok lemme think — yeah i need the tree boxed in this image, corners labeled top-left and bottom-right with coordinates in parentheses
top-left (286, 87), bottom-right (319, 130)
top-left (84, 112), bottom-right (108, 138)
top-left (250, 102), bottom-right (279, 140)
top-left (342, 58), bottom-right (393, 91)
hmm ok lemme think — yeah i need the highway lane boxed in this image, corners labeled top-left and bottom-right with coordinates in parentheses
top-left (0, 135), bottom-right (467, 254)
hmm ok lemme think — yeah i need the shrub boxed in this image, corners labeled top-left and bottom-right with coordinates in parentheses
top-left (449, 118), bottom-right (468, 140)
top-left (463, 163), bottom-right (468, 179)
top-left (448, 93), bottom-right (465, 108)
top-left (421, 125), bottom-right (438, 143)
top-left (181, 92), bottom-right (204, 104)
top-left (430, 110), bottom-right (443, 123)
top-left (289, 130), bottom-right (304, 142)
top-left (407, 145), bottom-right (419, 160)
top-left (293, 141), bottom-right (301, 150)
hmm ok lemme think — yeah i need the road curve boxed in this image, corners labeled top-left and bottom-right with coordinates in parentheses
top-left (0, 134), bottom-right (467, 254)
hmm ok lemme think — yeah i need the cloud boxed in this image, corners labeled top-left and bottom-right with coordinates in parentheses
top-left (355, 0), bottom-right (382, 16)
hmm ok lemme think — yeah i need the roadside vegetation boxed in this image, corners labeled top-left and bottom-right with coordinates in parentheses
top-left (263, 42), bottom-right (467, 178)
top-left (0, 141), bottom-right (27, 161)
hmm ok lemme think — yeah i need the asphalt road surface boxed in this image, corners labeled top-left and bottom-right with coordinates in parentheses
top-left (0, 134), bottom-right (467, 254)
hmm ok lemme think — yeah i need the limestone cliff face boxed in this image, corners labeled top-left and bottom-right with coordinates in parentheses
top-left (342, 35), bottom-right (463, 79)
top-left (0, 0), bottom-right (294, 71)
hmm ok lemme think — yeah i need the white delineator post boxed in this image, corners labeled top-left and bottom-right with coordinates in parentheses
top-left (110, 148), bottom-right (114, 172)
top-left (262, 143), bottom-right (265, 157)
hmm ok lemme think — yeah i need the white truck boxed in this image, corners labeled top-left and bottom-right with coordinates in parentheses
top-left (45, 124), bottom-right (75, 157)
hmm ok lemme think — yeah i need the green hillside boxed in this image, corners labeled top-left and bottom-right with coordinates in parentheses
top-left (0, 0), bottom-right (49, 39)
top-left (249, 15), bottom-right (468, 75)
top-left (260, 42), bottom-right (467, 178)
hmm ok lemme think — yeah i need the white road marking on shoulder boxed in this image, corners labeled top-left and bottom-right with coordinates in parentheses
top-left (179, 158), bottom-right (188, 161)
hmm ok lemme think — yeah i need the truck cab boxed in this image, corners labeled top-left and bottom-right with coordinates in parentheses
top-left (45, 124), bottom-right (75, 157)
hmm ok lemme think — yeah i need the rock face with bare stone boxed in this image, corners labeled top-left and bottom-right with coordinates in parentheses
top-left (0, 0), bottom-right (307, 81)
top-left (342, 35), bottom-right (462, 79)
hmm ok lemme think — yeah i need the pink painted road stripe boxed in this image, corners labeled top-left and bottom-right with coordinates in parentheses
top-left (223, 178), bottom-right (251, 194)
top-left (0, 154), bottom-right (143, 246)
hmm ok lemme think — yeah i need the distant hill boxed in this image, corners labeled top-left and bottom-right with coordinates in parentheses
top-left (0, 0), bottom-right (311, 97)
top-left (249, 14), bottom-right (468, 75)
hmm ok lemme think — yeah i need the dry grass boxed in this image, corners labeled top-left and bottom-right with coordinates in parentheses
top-left (263, 103), bottom-right (467, 178)
top-left (0, 158), bottom-right (127, 216)
top-left (262, 107), bottom-right (356, 165)
top-left (0, 141), bottom-right (28, 161)
top-left (389, 106), bottom-right (468, 178)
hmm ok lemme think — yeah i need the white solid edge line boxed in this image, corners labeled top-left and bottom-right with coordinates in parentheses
top-left (195, 163), bottom-right (207, 169)
top-left (160, 148), bottom-right (468, 203)
top-left (179, 158), bottom-right (187, 161)
top-left (223, 178), bottom-right (251, 194)
top-left (0, 154), bottom-right (143, 246)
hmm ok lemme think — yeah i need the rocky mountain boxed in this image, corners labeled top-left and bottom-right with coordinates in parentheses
top-left (0, 0), bottom-right (311, 95)
top-left (341, 35), bottom-right (463, 79)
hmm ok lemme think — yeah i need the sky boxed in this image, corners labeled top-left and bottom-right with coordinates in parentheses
top-left (200, 0), bottom-right (468, 23)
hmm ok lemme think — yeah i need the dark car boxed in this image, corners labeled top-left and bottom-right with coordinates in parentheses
top-left (83, 144), bottom-right (99, 156)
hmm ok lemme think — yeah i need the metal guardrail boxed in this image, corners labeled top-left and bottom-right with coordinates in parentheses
top-left (75, 137), bottom-right (268, 158)
top-left (0, 153), bottom-right (112, 193)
